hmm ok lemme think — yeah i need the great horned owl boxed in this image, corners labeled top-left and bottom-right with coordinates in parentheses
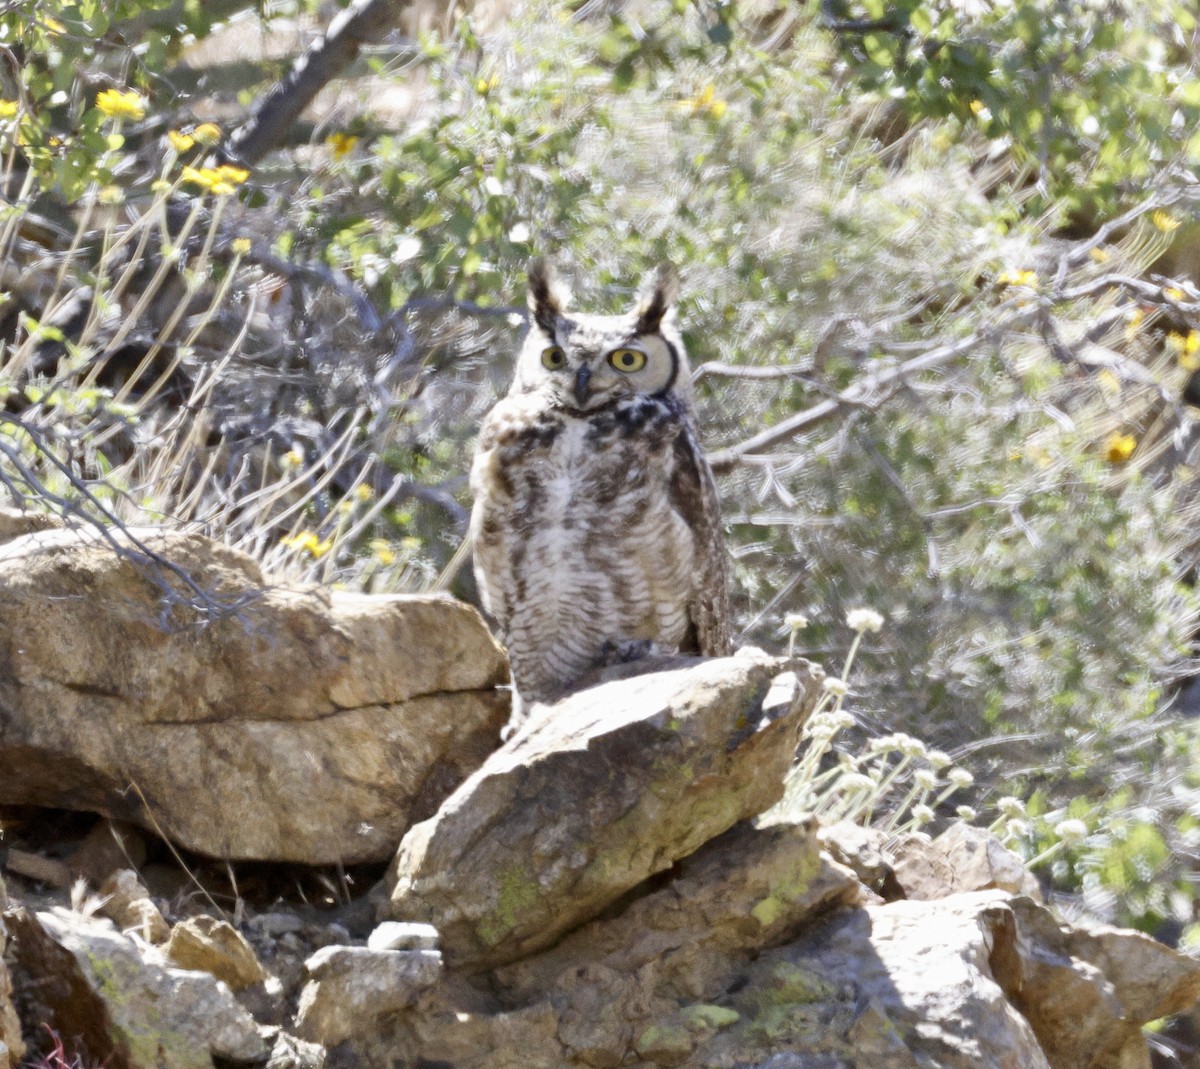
top-left (470, 260), bottom-right (732, 732)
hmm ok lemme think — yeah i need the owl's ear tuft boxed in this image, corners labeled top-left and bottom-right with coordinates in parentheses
top-left (634, 262), bottom-right (679, 335)
top-left (527, 258), bottom-right (570, 333)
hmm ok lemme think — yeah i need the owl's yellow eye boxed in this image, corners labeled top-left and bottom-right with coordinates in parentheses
top-left (541, 346), bottom-right (566, 369)
top-left (608, 348), bottom-right (647, 373)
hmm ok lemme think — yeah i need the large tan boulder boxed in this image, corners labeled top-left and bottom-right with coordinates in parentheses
top-left (383, 650), bottom-right (822, 970)
top-left (0, 525), bottom-right (508, 863)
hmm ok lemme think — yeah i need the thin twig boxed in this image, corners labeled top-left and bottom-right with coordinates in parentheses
top-left (708, 304), bottom-right (1042, 472)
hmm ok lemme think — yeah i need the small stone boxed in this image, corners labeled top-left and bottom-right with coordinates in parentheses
top-left (165, 915), bottom-right (267, 991)
top-left (253, 911), bottom-right (305, 936)
top-left (3, 848), bottom-right (71, 889)
top-left (367, 921), bottom-right (439, 952)
top-left (266, 1030), bottom-right (327, 1069)
top-left (296, 946), bottom-right (442, 1047)
top-left (634, 1021), bottom-right (695, 1065)
top-left (890, 823), bottom-right (1041, 902)
top-left (819, 821), bottom-right (894, 892)
top-left (97, 869), bottom-right (169, 944)
top-left (679, 1004), bottom-right (740, 1032)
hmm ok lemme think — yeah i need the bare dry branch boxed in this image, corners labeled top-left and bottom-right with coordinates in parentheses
top-left (223, 0), bottom-right (417, 166)
top-left (708, 305), bottom-right (1043, 473)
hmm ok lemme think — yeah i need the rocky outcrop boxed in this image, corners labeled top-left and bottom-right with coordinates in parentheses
top-left (383, 651), bottom-right (821, 970)
top-left (3, 587), bottom-right (1197, 1069)
top-left (0, 522), bottom-right (508, 864)
top-left (316, 825), bottom-right (1200, 1069)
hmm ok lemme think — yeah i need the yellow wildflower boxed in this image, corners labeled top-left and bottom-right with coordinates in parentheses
top-left (328, 132), bottom-right (359, 159)
top-left (231, 237), bottom-right (252, 255)
top-left (997, 268), bottom-right (1038, 288)
top-left (1152, 210), bottom-right (1180, 233)
top-left (97, 186), bottom-right (124, 206)
top-left (354, 483), bottom-right (373, 503)
top-left (1096, 368), bottom-right (1120, 397)
top-left (1178, 330), bottom-right (1200, 371)
top-left (679, 83), bottom-right (727, 119)
top-left (167, 129), bottom-right (195, 152)
top-left (0, 101), bottom-right (17, 119)
top-left (95, 88), bottom-right (146, 121)
top-left (370, 539), bottom-right (396, 566)
top-left (1028, 446), bottom-right (1052, 469)
top-left (282, 531), bottom-right (333, 558)
top-left (475, 73), bottom-right (500, 96)
top-left (192, 122), bottom-right (221, 146)
top-left (1088, 246), bottom-right (1110, 263)
top-left (1104, 432), bottom-right (1136, 464)
top-left (1165, 287), bottom-right (1185, 301)
top-left (281, 447), bottom-right (305, 469)
top-left (1125, 308), bottom-right (1144, 337)
top-left (1167, 332), bottom-right (1188, 352)
top-left (219, 163), bottom-right (249, 183)
top-left (181, 163), bottom-right (249, 195)
top-left (968, 99), bottom-right (992, 122)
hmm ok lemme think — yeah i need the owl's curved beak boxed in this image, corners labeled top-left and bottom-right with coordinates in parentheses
top-left (573, 365), bottom-right (592, 407)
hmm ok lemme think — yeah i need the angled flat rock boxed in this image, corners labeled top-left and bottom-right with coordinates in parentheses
top-left (0, 525), bottom-right (508, 863)
top-left (383, 649), bottom-right (822, 971)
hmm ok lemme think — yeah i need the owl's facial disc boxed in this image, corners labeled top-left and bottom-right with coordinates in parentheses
top-left (548, 333), bottom-right (677, 410)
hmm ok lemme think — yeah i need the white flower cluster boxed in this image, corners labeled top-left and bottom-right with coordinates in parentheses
top-left (846, 608), bottom-right (885, 633)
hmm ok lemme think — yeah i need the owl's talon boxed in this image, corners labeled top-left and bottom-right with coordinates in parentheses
top-left (600, 638), bottom-right (662, 666)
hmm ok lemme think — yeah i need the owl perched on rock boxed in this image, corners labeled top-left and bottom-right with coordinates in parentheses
top-left (470, 260), bottom-right (732, 732)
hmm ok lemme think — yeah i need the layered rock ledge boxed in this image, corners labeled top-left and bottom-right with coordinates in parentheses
top-left (0, 518), bottom-right (508, 864)
top-left (2, 520), bottom-right (1198, 1069)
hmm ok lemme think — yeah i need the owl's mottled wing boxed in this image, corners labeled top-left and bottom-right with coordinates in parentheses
top-left (468, 400), bottom-right (524, 635)
top-left (670, 420), bottom-right (733, 656)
